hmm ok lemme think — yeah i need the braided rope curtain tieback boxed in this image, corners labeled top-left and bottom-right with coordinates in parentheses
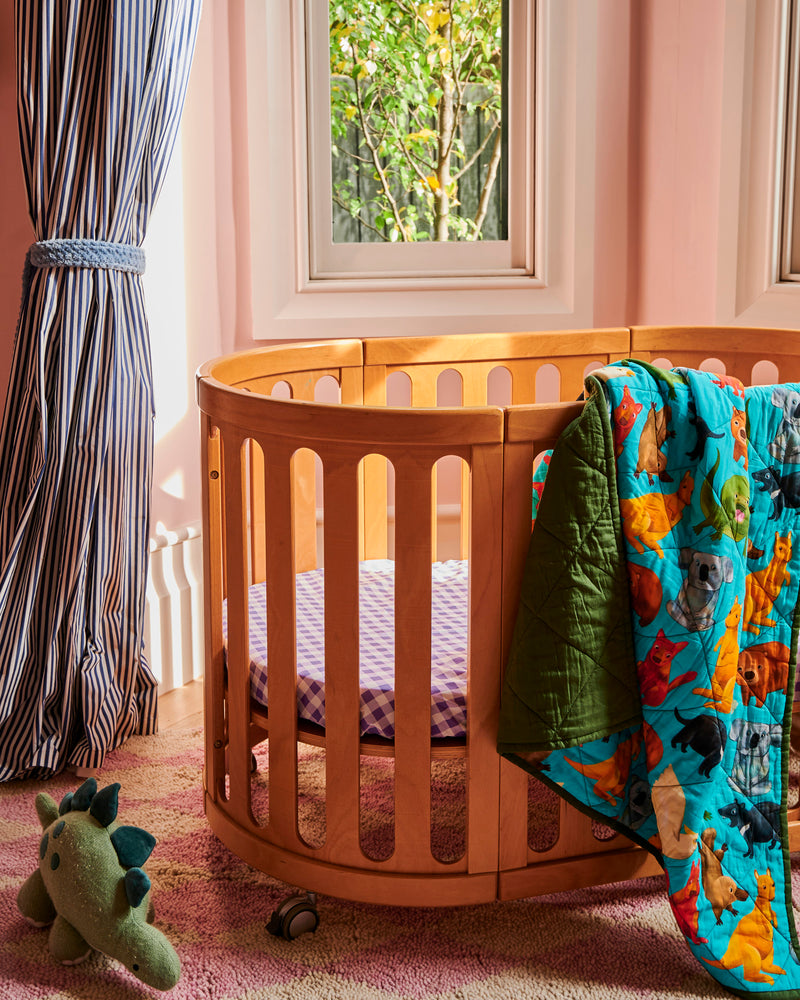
top-left (29, 238), bottom-right (146, 274)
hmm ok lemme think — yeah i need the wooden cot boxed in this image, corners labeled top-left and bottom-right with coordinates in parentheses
top-left (196, 326), bottom-right (800, 910)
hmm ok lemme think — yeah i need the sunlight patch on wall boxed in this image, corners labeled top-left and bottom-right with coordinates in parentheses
top-left (159, 469), bottom-right (185, 500)
top-left (144, 141), bottom-right (189, 446)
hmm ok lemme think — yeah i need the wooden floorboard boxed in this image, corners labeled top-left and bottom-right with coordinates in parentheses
top-left (158, 679), bottom-right (204, 732)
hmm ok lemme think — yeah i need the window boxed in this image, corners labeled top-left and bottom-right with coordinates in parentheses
top-left (717, 0), bottom-right (800, 322)
top-left (781, 0), bottom-right (800, 279)
top-left (306, 0), bottom-right (532, 279)
top-left (241, 0), bottom-right (599, 339)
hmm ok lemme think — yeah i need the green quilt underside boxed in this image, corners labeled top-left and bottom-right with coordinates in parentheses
top-left (497, 361), bottom-right (800, 998)
top-left (497, 389), bottom-right (642, 752)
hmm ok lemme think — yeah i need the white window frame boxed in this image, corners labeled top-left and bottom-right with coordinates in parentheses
top-left (242, 0), bottom-right (599, 340)
top-left (716, 0), bottom-right (800, 324)
top-left (780, 0), bottom-right (800, 279)
top-left (305, 0), bottom-right (532, 280)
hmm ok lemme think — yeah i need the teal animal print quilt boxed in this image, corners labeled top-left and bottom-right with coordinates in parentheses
top-left (497, 360), bottom-right (800, 997)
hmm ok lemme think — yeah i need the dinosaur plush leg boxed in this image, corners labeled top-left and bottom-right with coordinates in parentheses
top-left (17, 869), bottom-right (55, 927)
top-left (49, 915), bottom-right (92, 965)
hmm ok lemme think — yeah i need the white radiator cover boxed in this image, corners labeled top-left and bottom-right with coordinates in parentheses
top-left (144, 521), bottom-right (204, 695)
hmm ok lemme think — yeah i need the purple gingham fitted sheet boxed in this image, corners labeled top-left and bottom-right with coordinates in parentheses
top-left (223, 560), bottom-right (469, 740)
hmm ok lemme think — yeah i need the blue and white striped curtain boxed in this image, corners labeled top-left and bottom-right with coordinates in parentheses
top-left (0, 0), bottom-right (202, 780)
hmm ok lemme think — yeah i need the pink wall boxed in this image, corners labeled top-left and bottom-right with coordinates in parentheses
top-left (0, 4), bottom-right (33, 408)
top-left (632, 0), bottom-right (726, 325)
top-left (593, 0), bottom-right (640, 327)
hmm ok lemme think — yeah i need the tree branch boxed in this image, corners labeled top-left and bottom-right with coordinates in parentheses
top-left (353, 72), bottom-right (409, 239)
top-left (332, 191), bottom-right (390, 241)
top-left (471, 127), bottom-right (502, 238)
top-left (452, 121), bottom-right (499, 180)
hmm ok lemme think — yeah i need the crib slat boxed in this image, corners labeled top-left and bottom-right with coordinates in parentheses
top-left (248, 440), bottom-right (266, 583)
top-left (393, 455), bottom-right (434, 868)
top-left (201, 418), bottom-right (227, 802)
top-left (362, 365), bottom-right (389, 560)
top-left (465, 442), bottom-right (503, 873)
top-left (408, 371), bottom-right (439, 562)
top-left (290, 378), bottom-right (318, 573)
top-left (555, 357), bottom-right (591, 400)
top-left (321, 454), bottom-right (362, 864)
top-left (263, 443), bottom-right (300, 846)
top-left (459, 367), bottom-right (489, 559)
top-left (222, 433), bottom-right (252, 826)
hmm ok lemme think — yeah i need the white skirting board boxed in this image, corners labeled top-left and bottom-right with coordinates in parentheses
top-left (144, 521), bottom-right (205, 695)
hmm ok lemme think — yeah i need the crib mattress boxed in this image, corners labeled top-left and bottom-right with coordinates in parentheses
top-left (223, 560), bottom-right (469, 740)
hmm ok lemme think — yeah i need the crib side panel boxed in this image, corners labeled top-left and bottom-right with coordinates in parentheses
top-left (200, 372), bottom-right (513, 900)
top-left (361, 329), bottom-right (631, 561)
top-left (631, 326), bottom-right (800, 385)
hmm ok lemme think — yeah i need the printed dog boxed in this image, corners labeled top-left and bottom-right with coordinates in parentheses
top-left (651, 764), bottom-right (696, 860)
top-left (736, 641), bottom-right (790, 708)
top-left (686, 400), bottom-right (724, 462)
top-left (634, 402), bottom-right (673, 484)
top-left (743, 531), bottom-right (792, 635)
top-left (730, 408), bottom-right (748, 469)
top-left (692, 597), bottom-right (742, 714)
top-left (613, 384), bottom-right (642, 458)
top-left (704, 869), bottom-right (786, 984)
top-left (769, 385), bottom-right (800, 464)
top-left (628, 561), bottom-right (663, 627)
top-left (621, 470), bottom-right (694, 559)
top-left (728, 719), bottom-right (782, 797)
top-left (637, 631), bottom-right (693, 707)
top-left (752, 466), bottom-right (800, 520)
top-left (672, 707), bottom-right (727, 777)
top-left (710, 373), bottom-right (746, 398)
top-left (669, 860), bottom-right (708, 946)
top-left (718, 799), bottom-right (781, 858)
top-left (666, 547), bottom-right (733, 632)
top-left (698, 828), bottom-right (749, 925)
top-left (563, 730), bottom-right (643, 806)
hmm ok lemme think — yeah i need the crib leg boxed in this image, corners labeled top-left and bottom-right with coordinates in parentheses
top-left (266, 892), bottom-right (319, 940)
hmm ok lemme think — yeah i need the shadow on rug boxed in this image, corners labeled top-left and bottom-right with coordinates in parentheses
top-left (1, 728), bottom-right (797, 1000)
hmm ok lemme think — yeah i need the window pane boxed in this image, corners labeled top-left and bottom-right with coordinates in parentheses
top-left (329, 1), bottom-right (506, 244)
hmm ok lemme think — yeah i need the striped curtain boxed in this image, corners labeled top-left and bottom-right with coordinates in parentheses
top-left (0, 1), bottom-right (202, 780)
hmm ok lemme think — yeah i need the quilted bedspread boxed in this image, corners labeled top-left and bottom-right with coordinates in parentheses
top-left (497, 360), bottom-right (800, 997)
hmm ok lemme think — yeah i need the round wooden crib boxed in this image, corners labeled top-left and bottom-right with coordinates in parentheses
top-left (196, 325), bottom-right (800, 909)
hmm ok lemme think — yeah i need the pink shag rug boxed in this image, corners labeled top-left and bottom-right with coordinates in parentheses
top-left (1, 727), bottom-right (798, 1000)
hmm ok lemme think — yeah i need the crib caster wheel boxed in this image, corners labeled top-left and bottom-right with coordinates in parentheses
top-left (266, 892), bottom-right (319, 940)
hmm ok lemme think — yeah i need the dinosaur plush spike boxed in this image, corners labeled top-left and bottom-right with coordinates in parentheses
top-left (70, 777), bottom-right (97, 811)
top-left (89, 781), bottom-right (120, 827)
top-left (124, 868), bottom-right (151, 908)
top-left (17, 781), bottom-right (180, 991)
top-left (58, 792), bottom-right (73, 815)
top-left (111, 826), bottom-right (156, 868)
top-left (35, 793), bottom-right (59, 829)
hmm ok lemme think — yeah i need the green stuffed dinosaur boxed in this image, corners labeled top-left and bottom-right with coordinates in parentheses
top-left (16, 778), bottom-right (180, 991)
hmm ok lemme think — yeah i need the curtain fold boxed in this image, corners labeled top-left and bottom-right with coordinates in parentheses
top-left (0, 0), bottom-right (202, 780)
